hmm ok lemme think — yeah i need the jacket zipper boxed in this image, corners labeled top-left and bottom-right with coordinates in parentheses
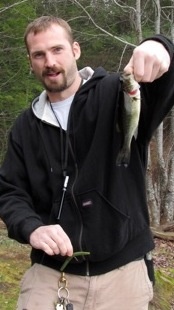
top-left (68, 141), bottom-right (89, 275)
top-left (70, 156), bottom-right (84, 253)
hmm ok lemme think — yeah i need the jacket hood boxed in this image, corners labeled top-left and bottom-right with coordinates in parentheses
top-left (31, 66), bottom-right (108, 126)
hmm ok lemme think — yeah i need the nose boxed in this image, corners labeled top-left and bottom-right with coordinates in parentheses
top-left (45, 52), bottom-right (56, 68)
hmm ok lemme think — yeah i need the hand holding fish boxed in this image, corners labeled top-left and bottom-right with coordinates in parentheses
top-left (116, 40), bottom-right (170, 167)
top-left (124, 40), bottom-right (170, 82)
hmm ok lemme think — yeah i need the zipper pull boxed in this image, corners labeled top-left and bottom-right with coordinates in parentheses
top-left (57, 175), bottom-right (69, 221)
top-left (63, 176), bottom-right (69, 190)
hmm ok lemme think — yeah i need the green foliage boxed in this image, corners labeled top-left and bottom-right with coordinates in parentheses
top-left (0, 0), bottom-right (38, 112)
top-left (0, 0), bottom-right (173, 162)
top-left (0, 225), bottom-right (30, 310)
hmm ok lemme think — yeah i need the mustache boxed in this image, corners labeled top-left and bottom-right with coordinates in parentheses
top-left (42, 66), bottom-right (64, 76)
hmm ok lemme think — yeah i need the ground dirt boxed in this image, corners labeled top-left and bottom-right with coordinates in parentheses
top-left (0, 220), bottom-right (174, 310)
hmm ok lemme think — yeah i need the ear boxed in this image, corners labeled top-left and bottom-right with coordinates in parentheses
top-left (27, 53), bottom-right (32, 66)
top-left (27, 54), bottom-right (33, 74)
top-left (72, 41), bottom-right (81, 60)
top-left (27, 54), bottom-right (33, 73)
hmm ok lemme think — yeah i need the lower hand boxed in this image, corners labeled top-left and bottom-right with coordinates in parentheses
top-left (29, 225), bottom-right (73, 256)
top-left (124, 40), bottom-right (170, 82)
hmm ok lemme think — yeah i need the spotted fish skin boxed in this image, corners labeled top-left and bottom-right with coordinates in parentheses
top-left (116, 73), bottom-right (141, 167)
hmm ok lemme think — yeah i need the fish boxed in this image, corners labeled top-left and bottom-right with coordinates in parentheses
top-left (116, 73), bottom-right (141, 167)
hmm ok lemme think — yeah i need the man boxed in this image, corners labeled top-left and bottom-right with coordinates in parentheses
top-left (0, 15), bottom-right (173, 310)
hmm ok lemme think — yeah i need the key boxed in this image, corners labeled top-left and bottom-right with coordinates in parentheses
top-left (66, 303), bottom-right (74, 310)
top-left (56, 304), bottom-right (64, 310)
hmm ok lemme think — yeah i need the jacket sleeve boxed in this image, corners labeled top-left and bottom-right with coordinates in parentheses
top-left (137, 35), bottom-right (174, 142)
top-left (0, 125), bottom-right (44, 244)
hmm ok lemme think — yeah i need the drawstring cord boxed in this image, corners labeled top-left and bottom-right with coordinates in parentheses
top-left (49, 103), bottom-right (67, 177)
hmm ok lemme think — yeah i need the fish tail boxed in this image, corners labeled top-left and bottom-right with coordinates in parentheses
top-left (116, 146), bottom-right (131, 167)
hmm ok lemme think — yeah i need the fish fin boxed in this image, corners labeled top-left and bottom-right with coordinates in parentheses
top-left (116, 147), bottom-right (130, 167)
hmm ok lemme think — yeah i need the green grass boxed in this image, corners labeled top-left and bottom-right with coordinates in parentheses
top-left (0, 224), bottom-right (174, 310)
top-left (150, 269), bottom-right (174, 310)
top-left (0, 228), bottom-right (30, 310)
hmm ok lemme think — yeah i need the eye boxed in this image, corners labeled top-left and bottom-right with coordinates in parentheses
top-left (53, 46), bottom-right (63, 53)
top-left (33, 52), bottom-right (44, 59)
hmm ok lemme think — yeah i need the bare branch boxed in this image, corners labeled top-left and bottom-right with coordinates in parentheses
top-left (71, 0), bottom-right (136, 47)
top-left (161, 6), bottom-right (174, 9)
top-left (117, 44), bottom-right (128, 72)
top-left (113, 0), bottom-right (136, 13)
top-left (0, 0), bottom-right (29, 13)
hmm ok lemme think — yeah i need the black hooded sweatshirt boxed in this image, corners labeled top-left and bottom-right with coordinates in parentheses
top-left (0, 35), bottom-right (174, 276)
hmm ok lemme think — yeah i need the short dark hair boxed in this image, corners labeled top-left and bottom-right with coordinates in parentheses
top-left (24, 16), bottom-right (74, 52)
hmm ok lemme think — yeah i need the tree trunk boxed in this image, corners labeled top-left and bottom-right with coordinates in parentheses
top-left (147, 146), bottom-right (160, 226)
top-left (136, 0), bottom-right (142, 42)
top-left (163, 149), bottom-right (174, 222)
top-left (171, 0), bottom-right (174, 42)
top-left (154, 0), bottom-right (161, 33)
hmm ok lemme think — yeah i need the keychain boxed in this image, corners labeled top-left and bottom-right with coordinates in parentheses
top-left (55, 252), bottom-right (90, 310)
top-left (56, 274), bottom-right (73, 309)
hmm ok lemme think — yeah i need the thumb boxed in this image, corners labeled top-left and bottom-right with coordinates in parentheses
top-left (123, 56), bottom-right (134, 75)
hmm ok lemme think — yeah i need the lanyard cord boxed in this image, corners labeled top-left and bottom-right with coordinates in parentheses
top-left (49, 102), bottom-right (68, 177)
top-left (49, 78), bottom-right (83, 177)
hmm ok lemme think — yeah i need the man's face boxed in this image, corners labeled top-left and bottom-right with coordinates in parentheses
top-left (27, 24), bottom-right (81, 100)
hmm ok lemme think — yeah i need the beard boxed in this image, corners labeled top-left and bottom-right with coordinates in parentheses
top-left (41, 68), bottom-right (68, 93)
top-left (43, 76), bottom-right (68, 93)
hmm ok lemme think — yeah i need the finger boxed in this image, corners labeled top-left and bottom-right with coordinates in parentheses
top-left (29, 225), bottom-right (73, 256)
top-left (54, 225), bottom-right (73, 256)
top-left (44, 225), bottom-right (73, 256)
top-left (140, 58), bottom-right (158, 82)
top-left (131, 41), bottom-right (170, 82)
top-left (124, 53), bottom-right (146, 82)
top-left (123, 56), bottom-right (134, 75)
top-left (41, 241), bottom-right (56, 256)
top-left (155, 60), bottom-right (170, 79)
top-left (38, 233), bottom-right (69, 256)
top-left (139, 58), bottom-right (169, 82)
top-left (131, 49), bottom-right (146, 82)
top-left (46, 238), bottom-right (62, 255)
top-left (39, 234), bottom-right (71, 256)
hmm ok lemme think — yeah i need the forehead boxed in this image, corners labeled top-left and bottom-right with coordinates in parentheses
top-left (27, 24), bottom-right (71, 53)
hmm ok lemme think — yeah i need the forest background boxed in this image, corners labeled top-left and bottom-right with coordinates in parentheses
top-left (1, 0), bottom-right (174, 227)
top-left (0, 0), bottom-right (174, 309)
